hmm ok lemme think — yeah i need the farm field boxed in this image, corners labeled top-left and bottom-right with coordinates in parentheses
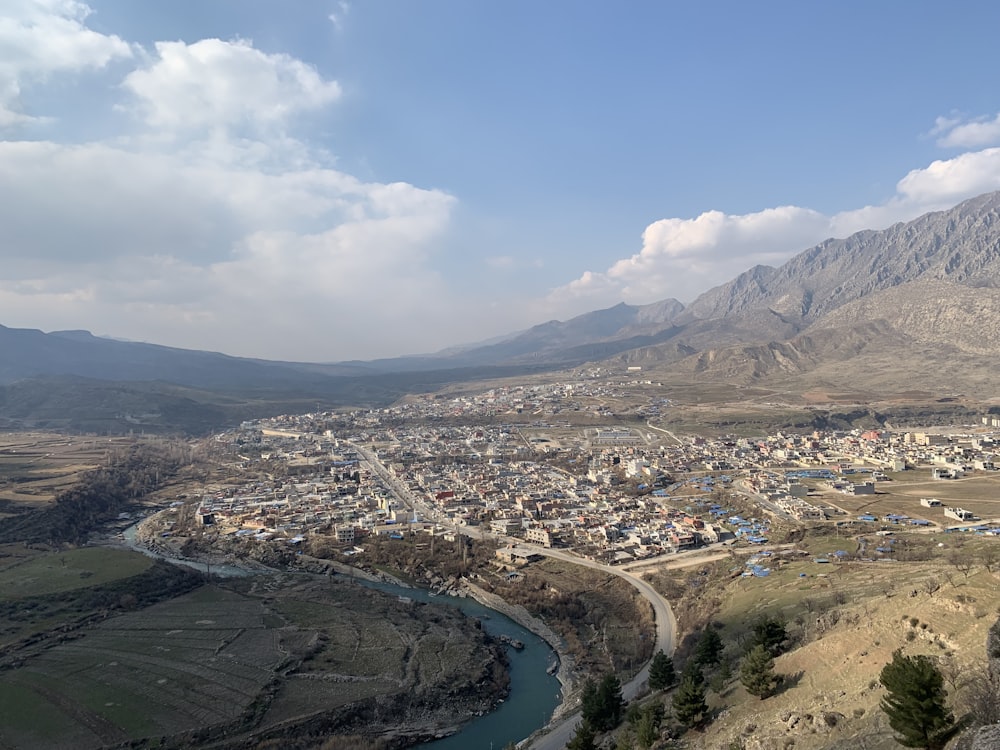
top-left (0, 546), bottom-right (171, 649)
top-left (0, 564), bottom-right (507, 750)
top-left (0, 585), bottom-right (280, 749)
top-left (0, 433), bottom-right (130, 511)
top-left (0, 546), bottom-right (153, 600)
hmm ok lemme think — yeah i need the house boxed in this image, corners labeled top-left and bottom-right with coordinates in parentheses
top-left (495, 546), bottom-right (543, 564)
top-left (932, 467), bottom-right (959, 480)
top-left (491, 518), bottom-right (523, 536)
top-left (525, 526), bottom-right (555, 548)
top-left (944, 507), bottom-right (974, 522)
top-left (335, 525), bottom-right (355, 544)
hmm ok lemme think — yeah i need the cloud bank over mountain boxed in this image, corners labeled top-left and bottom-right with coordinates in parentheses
top-left (549, 146), bottom-right (1000, 316)
top-left (3, 2), bottom-right (1000, 360)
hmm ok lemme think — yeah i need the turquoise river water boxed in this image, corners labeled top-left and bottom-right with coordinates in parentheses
top-left (121, 525), bottom-right (562, 747)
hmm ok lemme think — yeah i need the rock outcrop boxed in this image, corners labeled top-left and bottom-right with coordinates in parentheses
top-left (970, 618), bottom-right (1000, 750)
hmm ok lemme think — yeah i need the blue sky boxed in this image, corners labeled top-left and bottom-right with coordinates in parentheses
top-left (3, 1), bottom-right (1000, 360)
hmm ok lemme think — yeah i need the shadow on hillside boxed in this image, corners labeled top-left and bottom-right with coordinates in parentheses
top-left (776, 669), bottom-right (805, 696)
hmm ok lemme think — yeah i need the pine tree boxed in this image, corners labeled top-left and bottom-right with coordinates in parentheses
top-left (648, 649), bottom-right (676, 690)
top-left (580, 677), bottom-right (599, 725)
top-left (879, 649), bottom-right (961, 750)
top-left (672, 670), bottom-right (708, 729)
top-left (694, 626), bottom-right (724, 667)
top-left (751, 615), bottom-right (788, 655)
top-left (566, 720), bottom-right (597, 750)
top-left (635, 703), bottom-right (664, 748)
top-left (581, 673), bottom-right (624, 731)
top-left (740, 644), bottom-right (780, 699)
top-left (597, 673), bottom-right (625, 730)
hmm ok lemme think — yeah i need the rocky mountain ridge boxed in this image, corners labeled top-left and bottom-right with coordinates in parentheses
top-left (4, 191), bottom-right (1000, 431)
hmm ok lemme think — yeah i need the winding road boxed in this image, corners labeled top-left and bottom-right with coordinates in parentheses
top-left (518, 546), bottom-right (676, 750)
top-left (351, 441), bottom-right (679, 749)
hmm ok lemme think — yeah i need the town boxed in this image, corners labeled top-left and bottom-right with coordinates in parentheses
top-left (170, 381), bottom-right (1000, 568)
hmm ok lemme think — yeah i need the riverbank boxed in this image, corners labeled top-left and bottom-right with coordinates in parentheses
top-left (117, 515), bottom-right (563, 747)
top-left (458, 580), bottom-right (578, 722)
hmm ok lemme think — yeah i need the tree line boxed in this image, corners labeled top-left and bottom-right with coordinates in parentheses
top-left (0, 441), bottom-right (189, 545)
top-left (563, 607), bottom-right (998, 750)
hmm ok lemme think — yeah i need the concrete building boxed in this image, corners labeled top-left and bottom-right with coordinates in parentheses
top-left (944, 507), bottom-right (974, 521)
top-left (525, 525), bottom-right (555, 548)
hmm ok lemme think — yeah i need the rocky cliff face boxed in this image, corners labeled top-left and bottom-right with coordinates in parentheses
top-left (683, 191), bottom-right (1000, 325)
top-left (809, 279), bottom-right (1000, 357)
top-left (970, 618), bottom-right (1000, 750)
top-left (613, 194), bottom-right (1000, 394)
top-left (507, 192), bottom-right (1000, 394)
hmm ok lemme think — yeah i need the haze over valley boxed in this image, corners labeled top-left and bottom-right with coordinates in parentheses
top-left (5, 3), bottom-right (1000, 750)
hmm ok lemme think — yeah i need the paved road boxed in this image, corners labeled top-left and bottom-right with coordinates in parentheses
top-left (351, 441), bottom-right (678, 749)
top-left (645, 420), bottom-right (684, 446)
top-left (519, 546), bottom-right (677, 750)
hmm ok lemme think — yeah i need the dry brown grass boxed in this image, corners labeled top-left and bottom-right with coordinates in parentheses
top-left (652, 540), bottom-right (1000, 750)
top-left (0, 433), bottom-right (130, 506)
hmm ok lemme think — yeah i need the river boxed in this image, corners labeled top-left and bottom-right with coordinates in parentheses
top-left (365, 581), bottom-right (562, 749)
top-left (120, 524), bottom-right (562, 748)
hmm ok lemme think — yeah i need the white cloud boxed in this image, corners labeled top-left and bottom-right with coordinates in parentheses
top-left (122, 38), bottom-right (340, 135)
top-left (887, 147), bottom-right (1000, 208)
top-left (934, 112), bottom-right (1000, 148)
top-left (329, 1), bottom-right (350, 31)
top-left (548, 147), bottom-right (1000, 317)
top-left (929, 114), bottom-right (962, 137)
top-left (547, 206), bottom-right (835, 313)
top-left (0, 138), bottom-right (457, 359)
top-left (0, 4), bottom-right (467, 360)
top-left (0, 0), bottom-right (132, 127)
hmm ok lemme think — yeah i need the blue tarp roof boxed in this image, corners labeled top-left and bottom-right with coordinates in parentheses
top-left (786, 469), bottom-right (836, 479)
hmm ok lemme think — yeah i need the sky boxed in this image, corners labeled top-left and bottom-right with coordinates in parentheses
top-left (4, 1), bottom-right (1000, 362)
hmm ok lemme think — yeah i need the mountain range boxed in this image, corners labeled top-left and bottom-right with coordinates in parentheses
top-left (3, 191), bottom-right (1000, 432)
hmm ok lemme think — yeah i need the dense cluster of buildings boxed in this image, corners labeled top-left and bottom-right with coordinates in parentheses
top-left (181, 391), bottom-right (1000, 562)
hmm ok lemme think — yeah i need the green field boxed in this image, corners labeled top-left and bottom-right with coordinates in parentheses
top-left (0, 570), bottom-right (507, 750)
top-left (0, 547), bottom-right (153, 600)
top-left (0, 585), bottom-right (281, 749)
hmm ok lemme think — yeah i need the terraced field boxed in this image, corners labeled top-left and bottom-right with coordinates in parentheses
top-left (0, 567), bottom-right (507, 749)
top-left (0, 434), bottom-right (129, 510)
top-left (0, 586), bottom-right (280, 748)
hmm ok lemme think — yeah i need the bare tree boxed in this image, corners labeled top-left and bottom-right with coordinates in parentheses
top-left (949, 549), bottom-right (976, 579)
top-left (979, 545), bottom-right (999, 574)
